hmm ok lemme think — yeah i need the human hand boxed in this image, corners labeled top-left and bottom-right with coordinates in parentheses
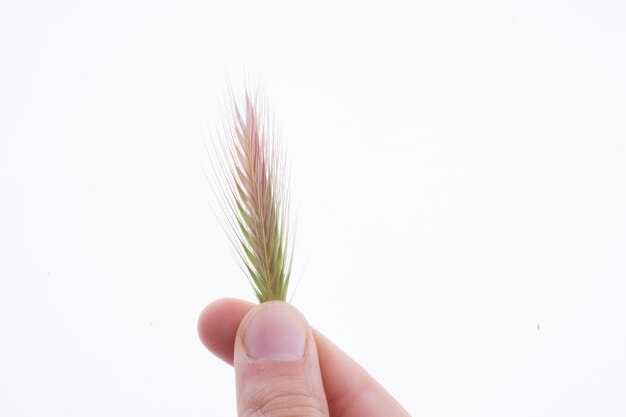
top-left (198, 298), bottom-right (411, 417)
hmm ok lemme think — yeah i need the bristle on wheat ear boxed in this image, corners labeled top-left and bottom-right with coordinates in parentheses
top-left (214, 91), bottom-right (293, 303)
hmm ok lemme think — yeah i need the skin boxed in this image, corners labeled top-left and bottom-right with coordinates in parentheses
top-left (198, 298), bottom-right (411, 417)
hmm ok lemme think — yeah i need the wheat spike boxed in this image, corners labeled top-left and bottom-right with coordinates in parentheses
top-left (213, 91), bottom-right (292, 302)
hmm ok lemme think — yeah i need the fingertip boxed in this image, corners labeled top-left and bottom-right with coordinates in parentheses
top-left (197, 298), bottom-right (255, 365)
top-left (238, 301), bottom-right (309, 361)
top-left (233, 302), bottom-right (329, 417)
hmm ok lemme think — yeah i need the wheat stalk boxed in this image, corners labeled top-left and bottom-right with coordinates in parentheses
top-left (211, 91), bottom-right (293, 302)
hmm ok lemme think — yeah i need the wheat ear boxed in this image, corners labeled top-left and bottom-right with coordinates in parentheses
top-left (213, 91), bottom-right (292, 302)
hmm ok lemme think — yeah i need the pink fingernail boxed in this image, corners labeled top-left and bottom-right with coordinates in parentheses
top-left (242, 302), bottom-right (307, 361)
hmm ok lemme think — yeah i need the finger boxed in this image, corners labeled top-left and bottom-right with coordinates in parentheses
top-left (234, 301), bottom-right (329, 417)
top-left (198, 298), bottom-right (251, 364)
top-left (198, 298), bottom-right (411, 417)
top-left (313, 330), bottom-right (411, 417)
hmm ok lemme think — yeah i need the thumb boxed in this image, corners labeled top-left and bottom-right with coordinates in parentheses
top-left (234, 301), bottom-right (329, 417)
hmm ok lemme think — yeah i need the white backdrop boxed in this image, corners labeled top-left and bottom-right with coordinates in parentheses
top-left (1, 1), bottom-right (625, 416)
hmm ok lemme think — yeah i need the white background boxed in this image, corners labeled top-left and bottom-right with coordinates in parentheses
top-left (1, 1), bottom-right (625, 416)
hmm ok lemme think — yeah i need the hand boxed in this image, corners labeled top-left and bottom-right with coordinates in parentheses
top-left (198, 298), bottom-right (411, 417)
